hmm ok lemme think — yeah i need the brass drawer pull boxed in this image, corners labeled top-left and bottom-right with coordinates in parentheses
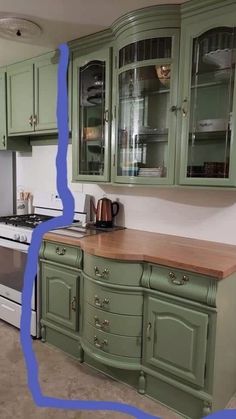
top-left (182, 98), bottom-right (188, 117)
top-left (94, 295), bottom-right (110, 308)
top-left (147, 322), bottom-right (152, 340)
top-left (94, 266), bottom-right (109, 279)
top-left (94, 335), bottom-right (108, 349)
top-left (94, 316), bottom-right (110, 329)
top-left (71, 297), bottom-right (76, 311)
top-left (55, 246), bottom-right (66, 256)
top-left (169, 271), bottom-right (189, 286)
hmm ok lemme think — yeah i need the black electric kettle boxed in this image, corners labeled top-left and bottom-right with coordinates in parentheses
top-left (91, 197), bottom-right (119, 228)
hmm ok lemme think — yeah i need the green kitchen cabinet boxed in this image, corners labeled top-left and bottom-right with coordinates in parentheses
top-left (72, 47), bottom-right (112, 182)
top-left (178, 0), bottom-right (236, 186)
top-left (40, 240), bottom-right (83, 360)
top-left (41, 262), bottom-right (79, 331)
top-left (0, 67), bottom-right (31, 151)
top-left (111, 6), bottom-right (180, 185)
top-left (143, 295), bottom-right (209, 388)
top-left (7, 51), bottom-right (58, 136)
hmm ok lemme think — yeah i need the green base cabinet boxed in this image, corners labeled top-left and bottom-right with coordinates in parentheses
top-left (40, 240), bottom-right (83, 360)
top-left (40, 241), bottom-right (236, 418)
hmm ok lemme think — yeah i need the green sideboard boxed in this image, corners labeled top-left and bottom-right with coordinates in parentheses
top-left (39, 238), bottom-right (236, 419)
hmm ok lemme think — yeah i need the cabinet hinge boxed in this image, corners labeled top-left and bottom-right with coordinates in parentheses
top-left (113, 105), bottom-right (116, 119)
top-left (115, 56), bottom-right (117, 69)
top-left (204, 363), bottom-right (207, 379)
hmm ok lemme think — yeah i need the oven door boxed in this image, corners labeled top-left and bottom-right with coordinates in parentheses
top-left (0, 238), bottom-right (35, 305)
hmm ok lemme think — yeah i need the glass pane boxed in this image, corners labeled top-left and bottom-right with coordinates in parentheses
top-left (119, 38), bottom-right (171, 68)
top-left (78, 60), bottom-right (105, 176)
top-left (187, 27), bottom-right (236, 179)
top-left (117, 64), bottom-right (171, 178)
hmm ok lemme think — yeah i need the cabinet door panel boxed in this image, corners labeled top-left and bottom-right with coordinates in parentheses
top-left (41, 263), bottom-right (79, 331)
top-left (72, 48), bottom-right (111, 182)
top-left (7, 62), bottom-right (34, 134)
top-left (34, 54), bottom-right (58, 131)
top-left (144, 296), bottom-right (208, 387)
top-left (179, 24), bottom-right (236, 186)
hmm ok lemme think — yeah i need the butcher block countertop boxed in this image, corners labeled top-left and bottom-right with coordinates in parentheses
top-left (43, 228), bottom-right (236, 280)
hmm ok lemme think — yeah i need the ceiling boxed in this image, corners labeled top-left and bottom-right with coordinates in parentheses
top-left (0, 0), bottom-right (188, 66)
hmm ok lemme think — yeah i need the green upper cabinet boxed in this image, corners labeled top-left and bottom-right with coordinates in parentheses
top-left (72, 48), bottom-right (112, 182)
top-left (7, 61), bottom-right (34, 134)
top-left (111, 6), bottom-right (180, 185)
top-left (7, 51), bottom-right (58, 136)
top-left (34, 54), bottom-right (58, 131)
top-left (178, 1), bottom-right (236, 186)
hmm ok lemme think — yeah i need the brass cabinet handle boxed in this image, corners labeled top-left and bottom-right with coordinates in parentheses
top-left (94, 295), bottom-right (109, 308)
top-left (94, 316), bottom-right (109, 329)
top-left (94, 335), bottom-right (108, 349)
top-left (94, 266), bottom-right (109, 279)
top-left (71, 297), bottom-right (76, 311)
top-left (2, 135), bottom-right (5, 147)
top-left (104, 109), bottom-right (109, 123)
top-left (169, 271), bottom-right (189, 286)
top-left (147, 322), bottom-right (152, 340)
top-left (55, 246), bottom-right (66, 256)
top-left (182, 98), bottom-right (188, 117)
top-left (33, 115), bottom-right (38, 126)
top-left (170, 105), bottom-right (181, 113)
top-left (29, 115), bottom-right (33, 126)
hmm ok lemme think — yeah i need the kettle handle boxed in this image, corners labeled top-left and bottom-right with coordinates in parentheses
top-left (112, 202), bottom-right (119, 217)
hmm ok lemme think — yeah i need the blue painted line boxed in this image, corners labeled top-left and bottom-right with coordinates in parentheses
top-left (19, 43), bottom-right (236, 419)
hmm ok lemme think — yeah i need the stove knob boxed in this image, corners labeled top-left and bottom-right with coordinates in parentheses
top-left (14, 234), bottom-right (20, 241)
top-left (20, 235), bottom-right (27, 243)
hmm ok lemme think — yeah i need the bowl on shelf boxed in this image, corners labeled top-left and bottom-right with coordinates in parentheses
top-left (155, 64), bottom-right (171, 88)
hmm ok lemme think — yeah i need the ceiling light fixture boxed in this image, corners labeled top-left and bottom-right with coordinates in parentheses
top-left (0, 17), bottom-right (42, 40)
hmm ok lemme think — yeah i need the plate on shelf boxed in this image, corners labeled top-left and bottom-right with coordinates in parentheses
top-left (203, 48), bottom-right (236, 69)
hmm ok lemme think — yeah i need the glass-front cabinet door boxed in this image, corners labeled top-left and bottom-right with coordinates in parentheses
top-left (179, 26), bottom-right (236, 186)
top-left (72, 49), bottom-right (111, 182)
top-left (112, 31), bottom-right (179, 185)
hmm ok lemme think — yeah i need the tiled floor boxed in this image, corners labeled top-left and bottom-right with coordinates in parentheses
top-left (0, 320), bottom-right (235, 419)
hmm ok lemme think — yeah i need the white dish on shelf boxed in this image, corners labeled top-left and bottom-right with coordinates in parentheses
top-left (196, 118), bottom-right (228, 132)
top-left (203, 48), bottom-right (236, 69)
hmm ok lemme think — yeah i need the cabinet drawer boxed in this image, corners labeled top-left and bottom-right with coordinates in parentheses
top-left (84, 322), bottom-right (141, 358)
top-left (84, 302), bottom-right (142, 337)
top-left (148, 264), bottom-right (216, 306)
top-left (84, 277), bottom-right (143, 316)
top-left (41, 241), bottom-right (82, 268)
top-left (83, 254), bottom-right (143, 286)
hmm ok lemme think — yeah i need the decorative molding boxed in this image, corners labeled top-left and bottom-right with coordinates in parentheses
top-left (181, 0), bottom-right (235, 19)
top-left (69, 29), bottom-right (113, 53)
top-left (206, 280), bottom-right (217, 307)
top-left (138, 370), bottom-right (146, 394)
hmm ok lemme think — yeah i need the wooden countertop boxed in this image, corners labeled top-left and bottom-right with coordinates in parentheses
top-left (43, 228), bottom-right (236, 279)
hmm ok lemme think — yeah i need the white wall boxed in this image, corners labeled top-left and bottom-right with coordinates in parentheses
top-left (16, 144), bottom-right (236, 245)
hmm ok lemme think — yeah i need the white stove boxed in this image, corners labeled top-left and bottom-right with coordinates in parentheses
top-left (0, 191), bottom-right (90, 337)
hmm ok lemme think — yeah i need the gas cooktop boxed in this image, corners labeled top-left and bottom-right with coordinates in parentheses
top-left (0, 214), bottom-right (53, 228)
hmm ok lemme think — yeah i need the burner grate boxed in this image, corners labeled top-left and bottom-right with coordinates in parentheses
top-left (0, 214), bottom-right (53, 228)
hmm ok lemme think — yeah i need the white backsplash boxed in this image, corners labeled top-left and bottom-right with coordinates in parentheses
top-left (16, 144), bottom-right (236, 245)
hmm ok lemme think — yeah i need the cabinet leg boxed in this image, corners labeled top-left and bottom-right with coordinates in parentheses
top-left (202, 401), bottom-right (212, 416)
top-left (138, 370), bottom-right (146, 394)
top-left (41, 325), bottom-right (46, 343)
top-left (78, 342), bottom-right (84, 363)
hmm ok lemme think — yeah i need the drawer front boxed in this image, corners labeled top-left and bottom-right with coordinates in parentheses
top-left (42, 241), bottom-right (82, 268)
top-left (84, 277), bottom-right (143, 316)
top-left (148, 264), bottom-right (216, 306)
top-left (84, 253), bottom-right (143, 286)
top-left (0, 297), bottom-right (36, 336)
top-left (84, 322), bottom-right (141, 358)
top-left (84, 302), bottom-right (142, 337)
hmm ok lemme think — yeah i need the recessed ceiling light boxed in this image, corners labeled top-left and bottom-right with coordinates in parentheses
top-left (0, 17), bottom-right (42, 40)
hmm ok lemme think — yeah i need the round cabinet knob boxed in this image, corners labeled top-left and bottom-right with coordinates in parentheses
top-left (14, 234), bottom-right (20, 241)
top-left (20, 235), bottom-right (27, 243)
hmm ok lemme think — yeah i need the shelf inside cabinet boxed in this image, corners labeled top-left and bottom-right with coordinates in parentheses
top-left (188, 130), bottom-right (230, 141)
